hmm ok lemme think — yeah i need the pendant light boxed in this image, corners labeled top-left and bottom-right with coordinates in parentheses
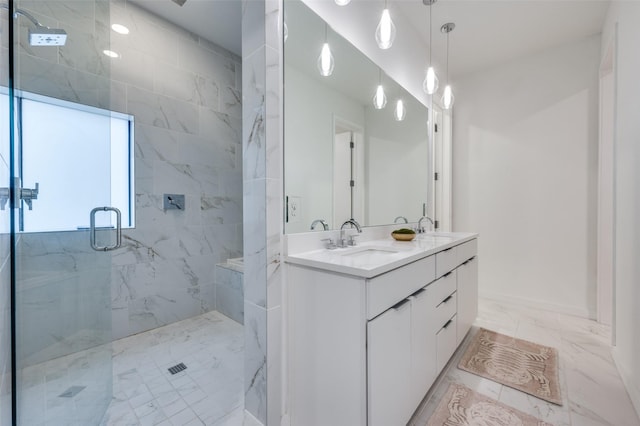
top-left (422, 0), bottom-right (439, 95)
top-left (335, 0), bottom-right (351, 5)
top-left (373, 69), bottom-right (387, 109)
top-left (375, 0), bottom-right (396, 50)
top-left (317, 24), bottom-right (335, 77)
top-left (440, 22), bottom-right (455, 109)
top-left (394, 99), bottom-right (406, 121)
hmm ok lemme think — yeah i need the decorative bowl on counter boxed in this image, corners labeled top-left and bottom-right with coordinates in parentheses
top-left (391, 228), bottom-right (416, 241)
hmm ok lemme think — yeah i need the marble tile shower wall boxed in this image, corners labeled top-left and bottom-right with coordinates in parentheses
top-left (14, 0), bottom-right (243, 341)
top-left (242, 0), bottom-right (284, 423)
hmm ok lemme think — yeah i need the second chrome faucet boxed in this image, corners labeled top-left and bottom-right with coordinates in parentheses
top-left (339, 218), bottom-right (362, 248)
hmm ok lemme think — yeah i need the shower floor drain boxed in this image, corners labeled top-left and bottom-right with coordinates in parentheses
top-left (59, 386), bottom-right (86, 398)
top-left (168, 363), bottom-right (187, 375)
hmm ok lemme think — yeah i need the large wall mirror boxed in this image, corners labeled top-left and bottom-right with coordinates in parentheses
top-left (284, 0), bottom-right (431, 234)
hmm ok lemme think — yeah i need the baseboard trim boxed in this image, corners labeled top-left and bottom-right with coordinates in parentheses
top-left (612, 348), bottom-right (640, 422)
top-left (479, 291), bottom-right (593, 319)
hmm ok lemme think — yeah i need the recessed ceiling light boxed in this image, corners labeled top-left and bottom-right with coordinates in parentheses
top-left (111, 24), bottom-right (130, 35)
top-left (103, 50), bottom-right (120, 58)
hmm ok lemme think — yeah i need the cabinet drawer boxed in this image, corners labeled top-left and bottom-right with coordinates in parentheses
top-left (456, 239), bottom-right (478, 265)
top-left (426, 269), bottom-right (457, 309)
top-left (435, 246), bottom-right (457, 278)
top-left (367, 255), bottom-right (435, 320)
top-left (436, 314), bottom-right (457, 373)
top-left (434, 291), bottom-right (457, 329)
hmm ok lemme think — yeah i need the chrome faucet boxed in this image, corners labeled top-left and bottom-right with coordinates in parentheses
top-left (339, 218), bottom-right (362, 248)
top-left (416, 216), bottom-right (434, 233)
top-left (394, 216), bottom-right (408, 224)
top-left (310, 219), bottom-right (329, 231)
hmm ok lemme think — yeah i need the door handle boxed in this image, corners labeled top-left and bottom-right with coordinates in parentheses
top-left (90, 207), bottom-right (122, 251)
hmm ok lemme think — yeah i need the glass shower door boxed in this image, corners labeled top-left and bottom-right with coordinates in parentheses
top-left (10, 0), bottom-right (116, 424)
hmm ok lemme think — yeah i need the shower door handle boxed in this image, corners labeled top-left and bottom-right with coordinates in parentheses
top-left (90, 207), bottom-right (122, 251)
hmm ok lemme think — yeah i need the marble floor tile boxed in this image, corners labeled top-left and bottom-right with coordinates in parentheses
top-left (16, 311), bottom-right (243, 425)
top-left (103, 310), bottom-right (244, 426)
top-left (410, 298), bottom-right (640, 426)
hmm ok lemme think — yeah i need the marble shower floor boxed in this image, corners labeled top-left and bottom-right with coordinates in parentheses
top-left (102, 311), bottom-right (245, 426)
top-left (409, 298), bottom-right (640, 426)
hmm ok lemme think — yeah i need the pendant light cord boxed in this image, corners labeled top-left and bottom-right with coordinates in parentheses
top-left (324, 23), bottom-right (328, 42)
top-left (446, 30), bottom-right (449, 85)
top-left (428, 5), bottom-right (432, 65)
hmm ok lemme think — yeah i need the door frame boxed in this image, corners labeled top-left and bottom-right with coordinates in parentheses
top-left (332, 115), bottom-right (364, 227)
top-left (597, 29), bottom-right (617, 341)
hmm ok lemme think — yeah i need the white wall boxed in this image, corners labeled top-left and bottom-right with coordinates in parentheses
top-left (602, 1), bottom-right (640, 417)
top-left (452, 35), bottom-right (601, 317)
top-left (284, 64), bottom-right (365, 233)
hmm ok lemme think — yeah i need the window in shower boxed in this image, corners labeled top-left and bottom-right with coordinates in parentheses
top-left (9, 92), bottom-right (135, 232)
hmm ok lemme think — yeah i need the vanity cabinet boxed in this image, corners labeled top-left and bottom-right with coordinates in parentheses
top-left (288, 237), bottom-right (478, 426)
top-left (367, 299), bottom-right (412, 426)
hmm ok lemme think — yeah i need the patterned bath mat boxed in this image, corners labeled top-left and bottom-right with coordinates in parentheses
top-left (426, 384), bottom-right (553, 426)
top-left (458, 328), bottom-right (562, 405)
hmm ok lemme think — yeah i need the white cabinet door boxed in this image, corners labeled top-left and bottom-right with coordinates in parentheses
top-left (367, 300), bottom-right (412, 426)
top-left (410, 289), bottom-right (437, 409)
top-left (457, 256), bottom-right (479, 344)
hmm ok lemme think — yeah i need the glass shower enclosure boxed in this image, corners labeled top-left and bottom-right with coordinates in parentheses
top-left (3, 0), bottom-right (120, 424)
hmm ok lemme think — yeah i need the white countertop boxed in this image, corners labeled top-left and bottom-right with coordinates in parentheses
top-left (285, 232), bottom-right (477, 278)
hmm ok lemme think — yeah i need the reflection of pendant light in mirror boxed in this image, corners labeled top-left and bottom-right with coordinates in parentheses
top-left (440, 22), bottom-right (455, 109)
top-left (335, 0), bottom-right (351, 5)
top-left (422, 0), bottom-right (439, 95)
top-left (394, 100), bottom-right (406, 121)
top-left (375, 0), bottom-right (396, 50)
top-left (317, 24), bottom-right (335, 77)
top-left (373, 69), bottom-right (387, 109)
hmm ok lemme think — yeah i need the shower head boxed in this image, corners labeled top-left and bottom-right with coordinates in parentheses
top-left (29, 26), bottom-right (67, 46)
top-left (0, 4), bottom-right (68, 46)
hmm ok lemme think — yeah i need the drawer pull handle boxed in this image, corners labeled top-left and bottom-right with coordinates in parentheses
top-left (391, 299), bottom-right (410, 311)
top-left (443, 247), bottom-right (453, 252)
top-left (443, 319), bottom-right (453, 329)
top-left (410, 288), bottom-right (426, 298)
top-left (462, 256), bottom-right (476, 265)
top-left (443, 271), bottom-right (453, 278)
top-left (442, 295), bottom-right (453, 304)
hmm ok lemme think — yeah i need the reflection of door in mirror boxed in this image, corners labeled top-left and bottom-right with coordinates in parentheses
top-left (433, 106), bottom-right (453, 232)
top-left (333, 118), bottom-right (364, 227)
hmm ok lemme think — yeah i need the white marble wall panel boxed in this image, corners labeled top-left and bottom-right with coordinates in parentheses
top-left (127, 86), bottom-right (200, 134)
top-left (19, 0), bottom-right (97, 35)
top-left (215, 264), bottom-right (244, 324)
top-left (178, 41), bottom-right (237, 89)
top-left (59, 22), bottom-right (110, 76)
top-left (244, 301), bottom-right (267, 422)
top-left (14, 0), bottom-right (243, 343)
top-left (242, 0), bottom-right (284, 423)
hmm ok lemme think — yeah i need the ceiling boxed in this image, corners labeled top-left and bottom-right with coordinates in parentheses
top-left (397, 0), bottom-right (609, 78)
top-left (129, 0), bottom-right (609, 77)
